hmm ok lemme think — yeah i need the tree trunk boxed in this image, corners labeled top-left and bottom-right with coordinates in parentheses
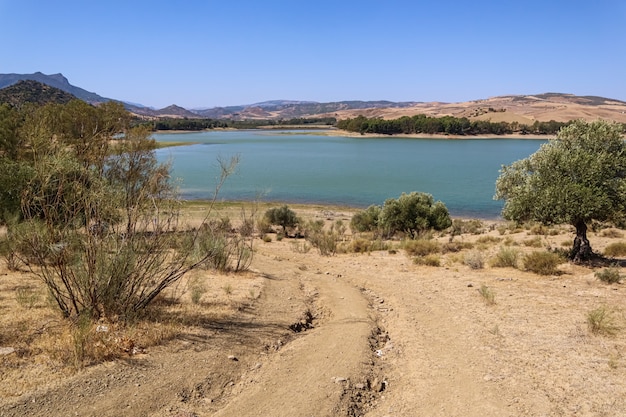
top-left (571, 219), bottom-right (593, 262)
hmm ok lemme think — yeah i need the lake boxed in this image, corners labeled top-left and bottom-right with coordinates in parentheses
top-left (154, 130), bottom-right (545, 219)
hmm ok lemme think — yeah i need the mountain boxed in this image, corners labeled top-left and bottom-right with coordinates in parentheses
top-left (3, 73), bottom-right (626, 123)
top-left (192, 100), bottom-right (419, 119)
top-left (0, 72), bottom-right (110, 104)
top-left (0, 80), bottom-right (76, 106)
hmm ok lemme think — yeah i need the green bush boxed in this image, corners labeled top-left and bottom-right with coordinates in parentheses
top-left (604, 241), bottom-right (626, 257)
top-left (379, 192), bottom-right (452, 238)
top-left (587, 306), bottom-right (618, 336)
top-left (350, 205), bottom-right (381, 233)
top-left (523, 251), bottom-right (563, 275)
top-left (264, 205), bottom-right (298, 234)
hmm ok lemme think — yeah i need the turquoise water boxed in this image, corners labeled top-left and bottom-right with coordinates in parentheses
top-left (154, 130), bottom-right (545, 219)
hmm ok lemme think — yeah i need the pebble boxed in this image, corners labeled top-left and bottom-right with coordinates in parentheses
top-left (0, 347), bottom-right (15, 355)
top-left (228, 355), bottom-right (238, 361)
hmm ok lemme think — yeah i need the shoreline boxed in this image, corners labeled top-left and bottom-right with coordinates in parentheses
top-left (182, 199), bottom-right (504, 222)
top-left (155, 127), bottom-right (554, 140)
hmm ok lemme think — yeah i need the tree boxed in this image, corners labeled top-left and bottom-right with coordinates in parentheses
top-left (264, 205), bottom-right (298, 234)
top-left (8, 100), bottom-right (240, 319)
top-left (495, 120), bottom-right (626, 262)
top-left (379, 192), bottom-right (452, 238)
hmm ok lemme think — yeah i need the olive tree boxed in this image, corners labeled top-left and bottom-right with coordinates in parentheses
top-left (379, 192), bottom-right (452, 238)
top-left (495, 120), bottom-right (626, 262)
top-left (264, 205), bottom-right (298, 234)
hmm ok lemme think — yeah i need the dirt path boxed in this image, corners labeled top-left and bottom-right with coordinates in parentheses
top-left (2, 233), bottom-right (625, 416)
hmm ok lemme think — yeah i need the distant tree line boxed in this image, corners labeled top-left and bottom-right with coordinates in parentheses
top-left (336, 115), bottom-right (569, 136)
top-left (152, 117), bottom-right (336, 131)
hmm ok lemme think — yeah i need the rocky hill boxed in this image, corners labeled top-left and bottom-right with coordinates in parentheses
top-left (0, 80), bottom-right (76, 106)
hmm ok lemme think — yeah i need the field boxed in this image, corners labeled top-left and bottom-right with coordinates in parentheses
top-left (1, 204), bottom-right (625, 417)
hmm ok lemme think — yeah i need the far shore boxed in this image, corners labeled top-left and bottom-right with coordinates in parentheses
top-left (154, 127), bottom-right (555, 140)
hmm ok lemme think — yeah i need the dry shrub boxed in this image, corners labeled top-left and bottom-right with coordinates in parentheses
top-left (490, 247), bottom-right (520, 268)
top-left (403, 239), bottom-right (441, 256)
top-left (601, 228), bottom-right (624, 238)
top-left (464, 250), bottom-right (484, 269)
top-left (478, 284), bottom-right (496, 305)
top-left (587, 306), bottom-right (619, 336)
top-left (528, 223), bottom-right (560, 236)
top-left (595, 266), bottom-right (622, 284)
top-left (451, 219), bottom-right (484, 235)
top-left (413, 254), bottom-right (441, 267)
top-left (522, 236), bottom-right (543, 248)
top-left (442, 241), bottom-right (474, 253)
top-left (604, 242), bottom-right (626, 257)
top-left (523, 251), bottom-right (563, 275)
top-left (476, 235), bottom-right (502, 245)
top-left (348, 238), bottom-right (389, 253)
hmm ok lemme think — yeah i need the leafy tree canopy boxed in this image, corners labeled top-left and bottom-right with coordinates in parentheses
top-left (495, 119), bottom-right (626, 261)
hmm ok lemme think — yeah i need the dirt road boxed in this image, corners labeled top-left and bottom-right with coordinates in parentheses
top-left (2, 231), bottom-right (625, 416)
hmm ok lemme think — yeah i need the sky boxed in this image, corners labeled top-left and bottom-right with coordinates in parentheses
top-left (1, 0), bottom-right (625, 109)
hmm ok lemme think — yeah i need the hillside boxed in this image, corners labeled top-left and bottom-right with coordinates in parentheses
top-left (0, 72), bottom-right (108, 104)
top-left (2, 73), bottom-right (626, 123)
top-left (0, 80), bottom-right (76, 106)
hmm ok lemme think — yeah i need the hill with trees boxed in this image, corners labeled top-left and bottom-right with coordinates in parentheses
top-left (0, 80), bottom-right (76, 106)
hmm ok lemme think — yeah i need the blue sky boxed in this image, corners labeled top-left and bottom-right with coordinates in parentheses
top-left (2, 0), bottom-right (625, 109)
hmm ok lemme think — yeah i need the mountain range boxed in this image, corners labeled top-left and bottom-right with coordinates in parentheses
top-left (2, 72), bottom-right (626, 124)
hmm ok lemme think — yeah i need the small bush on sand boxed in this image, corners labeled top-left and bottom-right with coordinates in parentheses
top-left (522, 236), bottom-right (543, 248)
top-left (464, 250), bottom-right (484, 269)
top-left (450, 219), bottom-right (484, 235)
top-left (402, 239), bottom-right (441, 257)
top-left (595, 266), bottom-right (622, 284)
top-left (490, 247), bottom-right (520, 268)
top-left (587, 306), bottom-right (618, 336)
top-left (476, 236), bottom-right (502, 245)
top-left (604, 242), bottom-right (626, 258)
top-left (523, 251), bottom-right (563, 275)
top-left (478, 284), bottom-right (496, 305)
top-left (413, 254), bottom-right (441, 267)
top-left (442, 241), bottom-right (474, 253)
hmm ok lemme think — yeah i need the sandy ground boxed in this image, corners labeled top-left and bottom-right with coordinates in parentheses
top-left (1, 210), bottom-right (625, 416)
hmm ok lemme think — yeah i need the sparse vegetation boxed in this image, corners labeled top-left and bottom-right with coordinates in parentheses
top-left (490, 247), bottom-right (520, 268)
top-left (595, 266), bottom-right (622, 284)
top-left (604, 242), bottom-right (626, 258)
top-left (478, 285), bottom-right (496, 305)
top-left (587, 306), bottom-right (619, 336)
top-left (402, 239), bottom-right (441, 257)
top-left (464, 250), bottom-right (484, 269)
top-left (413, 254), bottom-right (441, 267)
top-left (523, 251), bottom-right (563, 275)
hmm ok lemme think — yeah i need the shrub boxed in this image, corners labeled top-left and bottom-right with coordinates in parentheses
top-left (595, 266), bottom-right (622, 284)
top-left (604, 242), bottom-right (626, 257)
top-left (379, 192), bottom-right (452, 238)
top-left (476, 236), bottom-right (502, 245)
top-left (587, 306), bottom-right (618, 336)
top-left (523, 251), bottom-right (563, 275)
top-left (478, 284), bottom-right (496, 305)
top-left (403, 239), bottom-right (441, 256)
top-left (350, 205), bottom-right (381, 233)
top-left (442, 241), bottom-right (474, 253)
top-left (490, 246), bottom-right (520, 268)
top-left (451, 219), bottom-right (484, 235)
top-left (464, 250), bottom-right (484, 269)
top-left (264, 205), bottom-right (298, 234)
top-left (413, 254), bottom-right (441, 267)
top-left (601, 228), bottom-right (624, 238)
top-left (522, 236), bottom-right (543, 248)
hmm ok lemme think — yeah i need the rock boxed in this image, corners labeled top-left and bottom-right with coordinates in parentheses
top-left (228, 355), bottom-right (238, 361)
top-left (0, 347), bottom-right (15, 355)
